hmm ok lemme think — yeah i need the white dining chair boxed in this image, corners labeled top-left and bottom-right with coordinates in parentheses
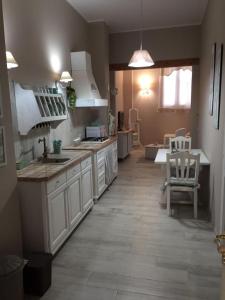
top-left (169, 136), bottom-right (192, 152)
top-left (175, 127), bottom-right (186, 137)
top-left (166, 151), bottom-right (200, 218)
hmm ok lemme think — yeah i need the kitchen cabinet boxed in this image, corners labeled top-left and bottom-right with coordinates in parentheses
top-left (19, 156), bottom-right (93, 254)
top-left (67, 174), bottom-right (82, 230)
top-left (93, 141), bottom-right (118, 200)
top-left (48, 183), bottom-right (69, 251)
top-left (118, 130), bottom-right (133, 159)
top-left (81, 164), bottom-right (93, 212)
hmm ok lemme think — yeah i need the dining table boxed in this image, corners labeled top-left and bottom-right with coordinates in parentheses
top-left (154, 148), bottom-right (210, 166)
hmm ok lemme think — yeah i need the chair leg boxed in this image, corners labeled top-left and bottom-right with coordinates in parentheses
top-left (167, 186), bottom-right (171, 216)
top-left (193, 189), bottom-right (198, 219)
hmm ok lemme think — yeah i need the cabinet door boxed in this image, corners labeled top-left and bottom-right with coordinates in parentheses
top-left (127, 132), bottom-right (133, 153)
top-left (112, 147), bottom-right (118, 175)
top-left (67, 175), bottom-right (82, 231)
top-left (82, 166), bottom-right (93, 212)
top-left (118, 133), bottom-right (128, 159)
top-left (48, 185), bottom-right (69, 252)
top-left (97, 159), bottom-right (107, 196)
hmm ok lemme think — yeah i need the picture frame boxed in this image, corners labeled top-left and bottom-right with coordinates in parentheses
top-left (213, 44), bottom-right (223, 129)
top-left (209, 43), bottom-right (216, 115)
top-left (0, 126), bottom-right (7, 167)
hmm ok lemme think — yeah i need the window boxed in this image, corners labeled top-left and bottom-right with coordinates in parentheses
top-left (160, 66), bottom-right (192, 109)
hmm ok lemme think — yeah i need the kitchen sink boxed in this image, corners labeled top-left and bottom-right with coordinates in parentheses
top-left (33, 157), bottom-right (71, 164)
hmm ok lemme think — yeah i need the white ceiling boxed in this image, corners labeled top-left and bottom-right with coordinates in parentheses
top-left (66, 0), bottom-right (208, 33)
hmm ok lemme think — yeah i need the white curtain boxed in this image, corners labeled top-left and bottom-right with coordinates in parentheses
top-left (161, 67), bottom-right (192, 109)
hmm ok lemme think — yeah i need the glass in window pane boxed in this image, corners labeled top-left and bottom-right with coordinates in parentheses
top-left (163, 71), bottom-right (177, 107)
top-left (179, 69), bottom-right (192, 107)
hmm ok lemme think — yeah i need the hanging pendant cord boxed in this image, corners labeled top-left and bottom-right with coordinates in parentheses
top-left (140, 0), bottom-right (143, 50)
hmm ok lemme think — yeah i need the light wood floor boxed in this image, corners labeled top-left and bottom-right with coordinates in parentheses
top-left (28, 148), bottom-right (221, 300)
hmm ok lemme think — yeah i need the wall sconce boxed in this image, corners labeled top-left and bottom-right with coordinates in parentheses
top-left (140, 88), bottom-right (152, 96)
top-left (6, 51), bottom-right (19, 69)
top-left (138, 75), bottom-right (153, 97)
top-left (56, 71), bottom-right (73, 89)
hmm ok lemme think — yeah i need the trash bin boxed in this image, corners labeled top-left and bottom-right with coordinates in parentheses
top-left (0, 255), bottom-right (24, 300)
top-left (23, 252), bottom-right (52, 297)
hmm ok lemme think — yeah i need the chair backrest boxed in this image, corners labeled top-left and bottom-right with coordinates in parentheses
top-left (175, 128), bottom-right (186, 137)
top-left (166, 151), bottom-right (200, 184)
top-left (169, 136), bottom-right (192, 152)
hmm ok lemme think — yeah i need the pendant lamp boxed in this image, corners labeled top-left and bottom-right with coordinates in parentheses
top-left (128, 0), bottom-right (154, 68)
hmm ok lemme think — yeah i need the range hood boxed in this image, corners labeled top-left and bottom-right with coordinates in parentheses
top-left (70, 51), bottom-right (108, 107)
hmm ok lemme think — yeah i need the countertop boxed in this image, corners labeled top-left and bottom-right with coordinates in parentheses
top-left (63, 136), bottom-right (117, 153)
top-left (17, 150), bottom-right (92, 182)
top-left (118, 129), bottom-right (133, 134)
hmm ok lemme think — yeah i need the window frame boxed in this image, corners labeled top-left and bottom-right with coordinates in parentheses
top-left (159, 66), bottom-right (193, 111)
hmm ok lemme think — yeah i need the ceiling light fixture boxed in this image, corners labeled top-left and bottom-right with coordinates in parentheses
top-left (128, 0), bottom-right (154, 68)
top-left (6, 51), bottom-right (19, 69)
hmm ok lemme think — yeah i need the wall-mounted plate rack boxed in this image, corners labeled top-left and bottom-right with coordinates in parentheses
top-left (15, 83), bottom-right (67, 135)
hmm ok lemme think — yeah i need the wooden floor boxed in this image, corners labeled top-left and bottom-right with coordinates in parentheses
top-left (28, 148), bottom-right (221, 300)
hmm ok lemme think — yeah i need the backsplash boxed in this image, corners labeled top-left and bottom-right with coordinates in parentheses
top-left (9, 81), bottom-right (108, 164)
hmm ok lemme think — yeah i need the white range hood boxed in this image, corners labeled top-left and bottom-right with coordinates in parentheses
top-left (71, 51), bottom-right (108, 107)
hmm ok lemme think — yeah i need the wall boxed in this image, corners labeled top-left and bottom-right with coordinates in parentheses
top-left (89, 22), bottom-right (110, 100)
top-left (0, 0), bottom-right (22, 254)
top-left (115, 71), bottom-right (124, 128)
top-left (198, 0), bottom-right (225, 232)
top-left (109, 25), bottom-right (201, 64)
top-left (88, 21), bottom-right (110, 131)
top-left (116, 69), bottom-right (193, 146)
top-left (2, 0), bottom-right (109, 163)
top-left (110, 25), bottom-right (200, 146)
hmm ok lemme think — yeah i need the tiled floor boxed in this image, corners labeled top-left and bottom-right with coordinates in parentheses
top-left (26, 148), bottom-right (221, 299)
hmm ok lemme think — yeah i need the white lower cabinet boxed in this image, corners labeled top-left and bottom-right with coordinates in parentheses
top-left (93, 141), bottom-right (118, 200)
top-left (48, 184), bottom-right (69, 252)
top-left (82, 165), bottom-right (93, 212)
top-left (19, 155), bottom-right (93, 254)
top-left (67, 174), bottom-right (82, 230)
top-left (118, 131), bottom-right (133, 159)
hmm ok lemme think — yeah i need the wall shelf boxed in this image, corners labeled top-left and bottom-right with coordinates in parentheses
top-left (15, 83), bottom-right (67, 135)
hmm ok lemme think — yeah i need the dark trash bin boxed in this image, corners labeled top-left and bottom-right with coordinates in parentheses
top-left (23, 252), bottom-right (52, 297)
top-left (0, 255), bottom-right (24, 300)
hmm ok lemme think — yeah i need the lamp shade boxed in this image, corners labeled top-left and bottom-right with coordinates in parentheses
top-left (128, 49), bottom-right (154, 68)
top-left (6, 51), bottom-right (18, 69)
top-left (60, 71), bottom-right (73, 83)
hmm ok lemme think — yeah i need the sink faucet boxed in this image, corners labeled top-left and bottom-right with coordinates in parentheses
top-left (38, 137), bottom-right (48, 159)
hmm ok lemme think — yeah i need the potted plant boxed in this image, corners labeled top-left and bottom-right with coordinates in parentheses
top-left (66, 86), bottom-right (77, 110)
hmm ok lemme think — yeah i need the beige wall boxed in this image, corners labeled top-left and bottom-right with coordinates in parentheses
top-left (2, 0), bottom-right (109, 164)
top-left (198, 0), bottom-right (225, 232)
top-left (88, 21), bottom-right (110, 129)
top-left (3, 0), bottom-right (89, 85)
top-left (89, 22), bottom-right (109, 100)
top-left (116, 69), bottom-right (193, 146)
top-left (0, 0), bottom-right (22, 254)
top-left (110, 25), bottom-right (201, 64)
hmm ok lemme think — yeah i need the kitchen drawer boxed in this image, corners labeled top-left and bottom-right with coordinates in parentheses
top-left (81, 156), bottom-right (92, 170)
top-left (97, 149), bottom-right (105, 162)
top-left (47, 173), bottom-right (67, 194)
top-left (97, 161), bottom-right (105, 177)
top-left (67, 163), bottom-right (81, 180)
